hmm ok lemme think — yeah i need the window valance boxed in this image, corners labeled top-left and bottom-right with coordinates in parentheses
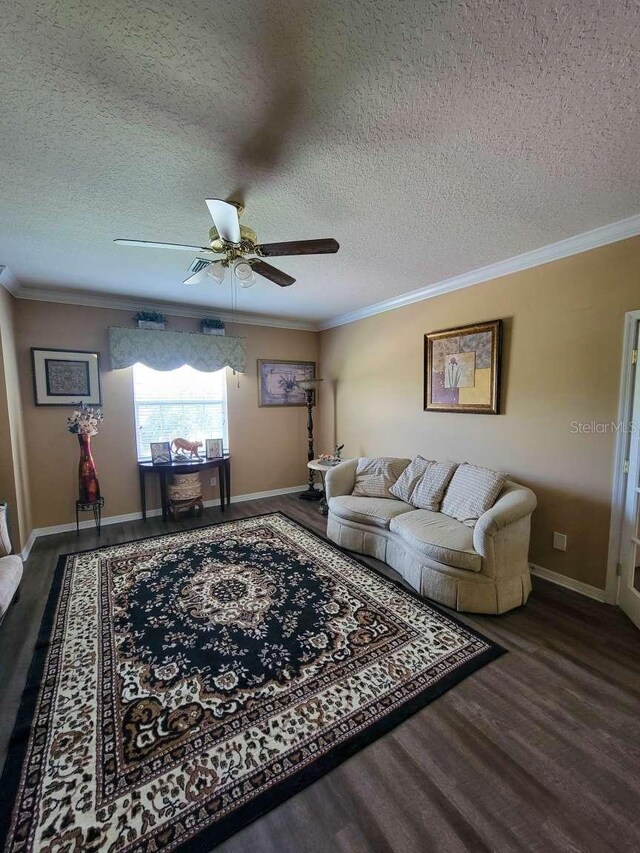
top-left (108, 327), bottom-right (247, 373)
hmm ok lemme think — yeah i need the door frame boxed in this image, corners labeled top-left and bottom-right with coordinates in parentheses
top-left (606, 309), bottom-right (640, 604)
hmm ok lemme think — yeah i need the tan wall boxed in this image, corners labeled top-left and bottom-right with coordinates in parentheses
top-left (319, 236), bottom-right (640, 590)
top-left (0, 288), bottom-right (31, 549)
top-left (13, 301), bottom-right (317, 529)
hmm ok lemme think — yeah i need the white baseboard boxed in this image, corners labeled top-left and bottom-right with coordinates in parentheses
top-left (529, 562), bottom-right (611, 604)
top-left (20, 529), bottom-right (37, 561)
top-left (19, 485), bottom-right (308, 557)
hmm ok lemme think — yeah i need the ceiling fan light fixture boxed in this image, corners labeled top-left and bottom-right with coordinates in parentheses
top-left (234, 259), bottom-right (255, 288)
top-left (207, 261), bottom-right (226, 284)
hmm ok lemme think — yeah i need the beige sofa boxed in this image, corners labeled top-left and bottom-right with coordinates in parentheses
top-left (0, 502), bottom-right (23, 626)
top-left (325, 459), bottom-right (536, 614)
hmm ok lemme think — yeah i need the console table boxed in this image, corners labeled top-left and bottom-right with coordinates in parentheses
top-left (138, 456), bottom-right (231, 521)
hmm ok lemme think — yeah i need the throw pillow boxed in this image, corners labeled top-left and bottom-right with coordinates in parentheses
top-left (409, 461), bottom-right (458, 511)
top-left (352, 457), bottom-right (411, 499)
top-left (389, 456), bottom-right (430, 502)
top-left (0, 504), bottom-right (12, 557)
top-left (440, 463), bottom-right (508, 527)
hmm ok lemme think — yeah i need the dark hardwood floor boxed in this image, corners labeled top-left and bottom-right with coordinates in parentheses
top-left (1, 495), bottom-right (640, 852)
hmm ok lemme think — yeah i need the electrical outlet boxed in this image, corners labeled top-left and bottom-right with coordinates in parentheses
top-left (553, 532), bottom-right (567, 552)
top-left (210, 476), bottom-right (217, 486)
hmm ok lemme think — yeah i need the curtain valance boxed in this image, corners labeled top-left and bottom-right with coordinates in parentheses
top-left (108, 326), bottom-right (247, 373)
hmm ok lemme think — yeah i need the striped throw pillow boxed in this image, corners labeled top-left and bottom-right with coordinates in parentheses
top-left (409, 461), bottom-right (458, 511)
top-left (440, 463), bottom-right (508, 527)
top-left (389, 456), bottom-right (430, 502)
top-left (352, 457), bottom-right (411, 499)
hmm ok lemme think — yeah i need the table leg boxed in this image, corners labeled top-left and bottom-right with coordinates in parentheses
top-left (76, 504), bottom-right (80, 536)
top-left (219, 462), bottom-right (225, 512)
top-left (160, 472), bottom-right (168, 521)
top-left (224, 459), bottom-right (231, 507)
top-left (139, 469), bottom-right (147, 521)
top-left (319, 472), bottom-right (328, 515)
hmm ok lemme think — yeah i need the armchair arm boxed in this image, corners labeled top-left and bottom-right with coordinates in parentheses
top-left (325, 459), bottom-right (358, 501)
top-left (473, 482), bottom-right (537, 551)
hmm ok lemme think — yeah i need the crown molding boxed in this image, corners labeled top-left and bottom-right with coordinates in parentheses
top-left (4, 211), bottom-right (640, 334)
top-left (1, 280), bottom-right (317, 331)
top-left (319, 212), bottom-right (640, 330)
top-left (0, 265), bottom-right (20, 295)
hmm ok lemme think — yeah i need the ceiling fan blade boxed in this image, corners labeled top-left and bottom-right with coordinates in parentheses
top-left (183, 261), bottom-right (225, 285)
top-left (256, 238), bottom-right (339, 257)
top-left (114, 239), bottom-right (213, 252)
top-left (249, 259), bottom-right (296, 287)
top-left (205, 199), bottom-right (241, 245)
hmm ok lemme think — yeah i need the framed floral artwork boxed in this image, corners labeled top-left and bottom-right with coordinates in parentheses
top-left (31, 348), bottom-right (102, 406)
top-left (424, 320), bottom-right (502, 414)
top-left (257, 360), bottom-right (316, 407)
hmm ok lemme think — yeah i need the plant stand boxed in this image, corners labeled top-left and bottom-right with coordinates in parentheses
top-left (76, 497), bottom-right (105, 536)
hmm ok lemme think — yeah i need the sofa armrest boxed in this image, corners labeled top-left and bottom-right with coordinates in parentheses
top-left (473, 482), bottom-right (537, 550)
top-left (325, 459), bottom-right (358, 501)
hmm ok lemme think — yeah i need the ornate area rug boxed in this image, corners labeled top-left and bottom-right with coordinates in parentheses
top-left (0, 513), bottom-right (504, 852)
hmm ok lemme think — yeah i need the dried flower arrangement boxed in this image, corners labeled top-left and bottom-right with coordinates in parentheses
top-left (66, 401), bottom-right (104, 436)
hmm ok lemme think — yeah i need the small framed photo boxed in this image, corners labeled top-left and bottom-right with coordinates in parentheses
top-left (424, 319), bottom-right (502, 414)
top-left (31, 348), bottom-right (102, 406)
top-left (206, 438), bottom-right (224, 459)
top-left (150, 442), bottom-right (172, 464)
top-left (257, 360), bottom-right (316, 407)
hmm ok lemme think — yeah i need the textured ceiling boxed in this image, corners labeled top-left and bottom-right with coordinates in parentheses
top-left (1, 0), bottom-right (639, 324)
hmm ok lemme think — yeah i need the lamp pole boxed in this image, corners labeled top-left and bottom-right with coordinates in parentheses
top-left (297, 379), bottom-right (322, 502)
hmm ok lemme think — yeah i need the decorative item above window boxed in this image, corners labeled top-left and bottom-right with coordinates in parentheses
top-left (200, 317), bottom-right (225, 336)
top-left (133, 311), bottom-right (167, 330)
top-left (108, 327), bottom-right (246, 373)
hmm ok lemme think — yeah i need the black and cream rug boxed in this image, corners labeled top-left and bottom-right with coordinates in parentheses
top-left (0, 513), bottom-right (504, 852)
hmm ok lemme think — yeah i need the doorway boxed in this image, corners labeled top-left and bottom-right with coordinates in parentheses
top-left (616, 314), bottom-right (640, 628)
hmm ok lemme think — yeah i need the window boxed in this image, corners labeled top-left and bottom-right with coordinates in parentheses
top-left (132, 364), bottom-right (228, 460)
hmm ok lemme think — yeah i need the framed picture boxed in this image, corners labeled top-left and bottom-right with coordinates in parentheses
top-left (150, 442), bottom-right (172, 464)
top-left (257, 360), bottom-right (316, 407)
top-left (206, 438), bottom-right (224, 459)
top-left (31, 348), bottom-right (102, 406)
top-left (424, 320), bottom-right (502, 414)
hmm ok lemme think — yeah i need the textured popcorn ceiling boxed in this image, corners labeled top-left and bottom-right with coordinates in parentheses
top-left (0, 0), bottom-right (638, 323)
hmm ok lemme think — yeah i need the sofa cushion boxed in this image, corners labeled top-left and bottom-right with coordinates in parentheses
top-left (441, 463), bottom-right (509, 528)
top-left (409, 461), bottom-right (458, 511)
top-left (352, 457), bottom-right (410, 499)
top-left (329, 495), bottom-right (414, 529)
top-left (389, 509), bottom-right (482, 572)
top-left (389, 456), bottom-right (430, 502)
top-left (0, 555), bottom-right (23, 620)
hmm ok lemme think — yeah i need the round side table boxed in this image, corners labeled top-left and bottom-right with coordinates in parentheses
top-left (307, 460), bottom-right (341, 515)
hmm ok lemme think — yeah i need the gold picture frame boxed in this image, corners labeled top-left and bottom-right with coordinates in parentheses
top-left (257, 360), bottom-right (316, 407)
top-left (424, 320), bottom-right (502, 414)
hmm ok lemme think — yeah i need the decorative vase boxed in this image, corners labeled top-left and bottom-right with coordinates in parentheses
top-left (77, 434), bottom-right (100, 503)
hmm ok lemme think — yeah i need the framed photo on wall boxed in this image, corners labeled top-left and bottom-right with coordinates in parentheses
top-left (257, 360), bottom-right (316, 407)
top-left (205, 439), bottom-right (224, 459)
top-left (150, 442), bottom-right (172, 464)
top-left (31, 348), bottom-right (102, 406)
top-left (424, 320), bottom-right (502, 414)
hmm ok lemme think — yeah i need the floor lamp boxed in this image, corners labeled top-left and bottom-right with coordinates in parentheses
top-left (297, 378), bottom-right (323, 501)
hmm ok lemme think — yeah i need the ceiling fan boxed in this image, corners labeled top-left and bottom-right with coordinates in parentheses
top-left (115, 199), bottom-right (339, 288)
